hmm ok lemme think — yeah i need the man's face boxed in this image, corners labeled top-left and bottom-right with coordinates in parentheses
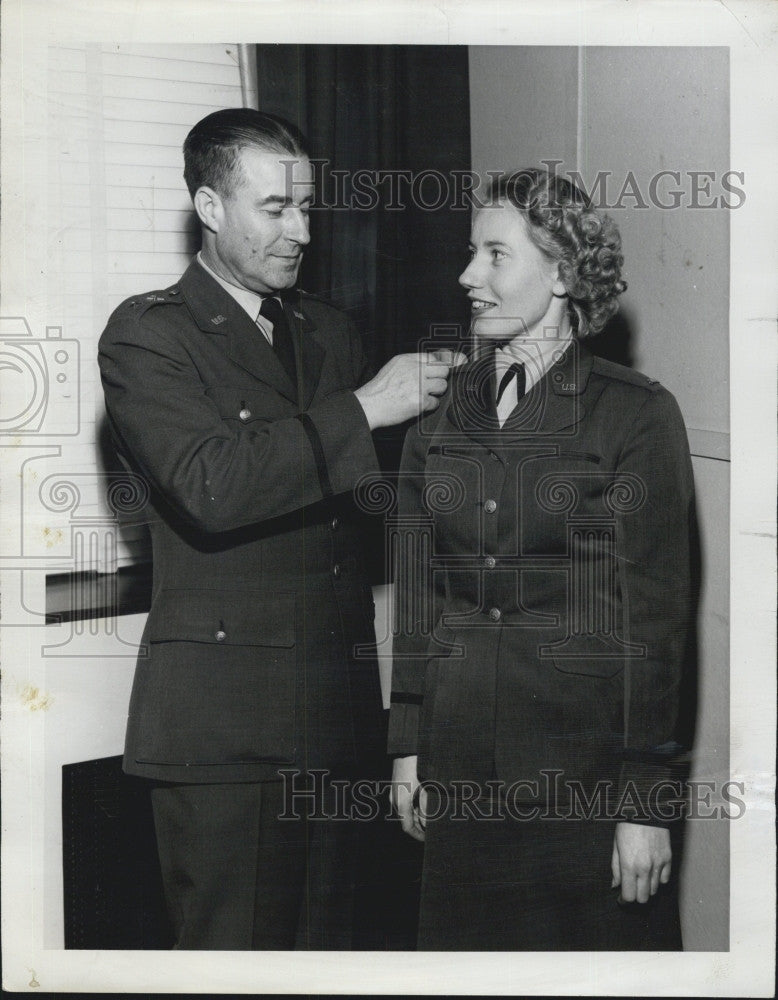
top-left (208, 146), bottom-right (313, 294)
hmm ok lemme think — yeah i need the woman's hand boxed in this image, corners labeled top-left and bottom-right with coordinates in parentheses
top-left (611, 822), bottom-right (672, 903)
top-left (391, 755), bottom-right (427, 842)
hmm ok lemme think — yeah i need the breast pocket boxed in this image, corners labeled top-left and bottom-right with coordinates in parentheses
top-left (135, 588), bottom-right (297, 766)
top-left (550, 649), bottom-right (624, 679)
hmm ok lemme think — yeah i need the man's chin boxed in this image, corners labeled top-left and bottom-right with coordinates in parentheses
top-left (273, 266), bottom-right (302, 289)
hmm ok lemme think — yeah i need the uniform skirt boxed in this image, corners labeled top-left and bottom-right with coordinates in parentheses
top-left (416, 788), bottom-right (683, 951)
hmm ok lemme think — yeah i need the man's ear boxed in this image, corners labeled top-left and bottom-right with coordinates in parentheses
top-left (193, 186), bottom-right (223, 234)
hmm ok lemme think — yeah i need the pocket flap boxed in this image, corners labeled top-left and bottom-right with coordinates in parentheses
top-left (148, 588), bottom-right (295, 646)
top-left (549, 651), bottom-right (624, 678)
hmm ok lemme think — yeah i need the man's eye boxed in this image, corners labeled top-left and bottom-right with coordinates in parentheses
top-left (491, 249), bottom-right (506, 262)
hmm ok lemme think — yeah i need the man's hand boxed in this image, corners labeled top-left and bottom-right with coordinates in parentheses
top-left (355, 351), bottom-right (465, 430)
top-left (390, 755), bottom-right (427, 842)
top-left (611, 822), bottom-right (672, 903)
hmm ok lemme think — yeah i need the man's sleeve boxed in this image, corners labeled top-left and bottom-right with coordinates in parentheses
top-left (98, 303), bottom-right (379, 534)
top-left (613, 387), bottom-right (697, 822)
top-left (386, 422), bottom-right (435, 755)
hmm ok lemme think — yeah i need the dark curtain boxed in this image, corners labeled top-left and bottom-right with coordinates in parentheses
top-left (255, 44), bottom-right (472, 370)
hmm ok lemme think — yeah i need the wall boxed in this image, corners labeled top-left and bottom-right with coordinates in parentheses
top-left (27, 42), bottom-right (245, 948)
top-left (469, 45), bottom-right (730, 949)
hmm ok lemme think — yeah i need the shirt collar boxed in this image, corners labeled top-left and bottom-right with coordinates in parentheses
top-left (494, 330), bottom-right (574, 394)
top-left (196, 251), bottom-right (276, 322)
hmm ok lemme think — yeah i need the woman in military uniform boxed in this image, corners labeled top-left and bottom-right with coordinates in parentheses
top-left (389, 168), bottom-right (695, 950)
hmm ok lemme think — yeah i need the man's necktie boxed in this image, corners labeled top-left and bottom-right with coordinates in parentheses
top-left (259, 297), bottom-right (297, 393)
top-left (496, 361), bottom-right (526, 425)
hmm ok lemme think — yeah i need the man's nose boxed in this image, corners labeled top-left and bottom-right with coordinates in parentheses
top-left (285, 208), bottom-right (311, 245)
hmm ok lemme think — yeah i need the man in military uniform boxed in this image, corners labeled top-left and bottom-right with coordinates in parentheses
top-left (98, 108), bottom-right (453, 949)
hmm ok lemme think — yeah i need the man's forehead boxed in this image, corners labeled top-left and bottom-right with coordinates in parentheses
top-left (236, 145), bottom-right (313, 193)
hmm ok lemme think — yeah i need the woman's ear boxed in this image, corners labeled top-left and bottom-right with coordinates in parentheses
top-left (552, 276), bottom-right (567, 298)
top-left (193, 186), bottom-right (222, 234)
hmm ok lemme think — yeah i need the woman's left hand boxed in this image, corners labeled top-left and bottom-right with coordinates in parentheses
top-left (611, 822), bottom-right (672, 903)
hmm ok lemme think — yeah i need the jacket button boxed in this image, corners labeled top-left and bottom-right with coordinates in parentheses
top-left (483, 499), bottom-right (497, 514)
top-left (484, 555), bottom-right (496, 568)
top-left (239, 408), bottom-right (251, 421)
top-left (331, 517), bottom-right (339, 531)
top-left (333, 564), bottom-right (341, 578)
top-left (215, 629), bottom-right (227, 642)
top-left (488, 607), bottom-right (501, 622)
top-left (489, 451), bottom-right (500, 462)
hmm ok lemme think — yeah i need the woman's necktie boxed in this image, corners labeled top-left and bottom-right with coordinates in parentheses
top-left (496, 361), bottom-right (525, 425)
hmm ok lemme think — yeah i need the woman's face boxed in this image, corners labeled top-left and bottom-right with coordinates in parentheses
top-left (459, 201), bottom-right (567, 341)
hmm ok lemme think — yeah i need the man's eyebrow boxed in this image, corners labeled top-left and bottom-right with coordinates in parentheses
top-left (257, 193), bottom-right (314, 206)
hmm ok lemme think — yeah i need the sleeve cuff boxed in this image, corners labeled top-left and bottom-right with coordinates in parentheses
top-left (304, 390), bottom-right (379, 497)
top-left (614, 761), bottom-right (688, 824)
top-left (387, 700), bottom-right (421, 755)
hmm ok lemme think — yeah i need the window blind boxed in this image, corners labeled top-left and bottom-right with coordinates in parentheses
top-left (45, 43), bottom-right (243, 571)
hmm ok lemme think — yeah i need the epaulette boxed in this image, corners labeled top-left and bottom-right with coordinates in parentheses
top-left (296, 288), bottom-right (341, 312)
top-left (113, 284), bottom-right (184, 321)
top-left (591, 355), bottom-right (662, 392)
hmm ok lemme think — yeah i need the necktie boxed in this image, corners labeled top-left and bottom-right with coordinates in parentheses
top-left (496, 362), bottom-right (525, 425)
top-left (259, 297), bottom-right (297, 393)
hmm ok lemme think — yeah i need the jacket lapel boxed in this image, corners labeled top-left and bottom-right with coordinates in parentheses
top-left (285, 296), bottom-right (325, 411)
top-left (179, 261), bottom-right (298, 404)
top-left (448, 340), bottom-right (594, 445)
top-left (502, 340), bottom-right (593, 437)
top-left (448, 352), bottom-right (502, 445)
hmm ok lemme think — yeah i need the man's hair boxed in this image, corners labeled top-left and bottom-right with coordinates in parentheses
top-left (183, 108), bottom-right (309, 199)
top-left (488, 168), bottom-right (627, 338)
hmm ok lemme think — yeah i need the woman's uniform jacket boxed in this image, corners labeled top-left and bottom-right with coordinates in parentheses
top-left (99, 260), bottom-right (384, 785)
top-left (388, 341), bottom-right (695, 817)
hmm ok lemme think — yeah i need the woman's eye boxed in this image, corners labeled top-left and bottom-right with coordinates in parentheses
top-left (491, 249), bottom-right (506, 262)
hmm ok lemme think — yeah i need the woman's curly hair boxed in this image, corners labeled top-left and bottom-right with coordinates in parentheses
top-left (488, 169), bottom-right (627, 338)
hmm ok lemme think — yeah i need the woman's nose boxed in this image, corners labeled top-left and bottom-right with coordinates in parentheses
top-left (458, 260), bottom-right (479, 289)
